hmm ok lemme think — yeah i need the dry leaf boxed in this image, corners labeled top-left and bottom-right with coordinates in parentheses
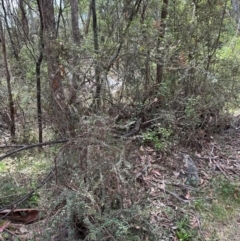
top-left (185, 191), bottom-right (191, 200)
top-left (19, 226), bottom-right (28, 234)
top-left (201, 171), bottom-right (210, 179)
top-left (159, 183), bottom-right (165, 189)
top-left (0, 209), bottom-right (39, 224)
top-left (173, 171), bottom-right (180, 177)
top-left (190, 216), bottom-right (199, 229)
top-left (234, 191), bottom-right (238, 199)
top-left (151, 169), bottom-right (161, 176)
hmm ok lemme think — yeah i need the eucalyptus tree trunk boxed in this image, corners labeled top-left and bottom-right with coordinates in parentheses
top-left (37, 0), bottom-right (58, 137)
top-left (35, 48), bottom-right (43, 144)
top-left (27, 0), bottom-right (36, 37)
top-left (19, 0), bottom-right (29, 41)
top-left (91, 0), bottom-right (101, 110)
top-left (35, 0), bottom-right (45, 143)
top-left (84, 2), bottom-right (92, 35)
top-left (156, 0), bottom-right (168, 84)
top-left (0, 20), bottom-right (15, 140)
top-left (70, 0), bottom-right (81, 43)
top-left (68, 0), bottom-right (81, 105)
top-left (140, 1), bottom-right (150, 101)
top-left (38, 0), bottom-right (58, 82)
top-left (37, 0), bottom-right (75, 137)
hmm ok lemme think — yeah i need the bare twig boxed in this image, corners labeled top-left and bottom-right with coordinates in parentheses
top-left (161, 188), bottom-right (190, 204)
top-left (141, 116), bottom-right (163, 126)
top-left (215, 162), bottom-right (230, 180)
top-left (151, 182), bottom-right (190, 203)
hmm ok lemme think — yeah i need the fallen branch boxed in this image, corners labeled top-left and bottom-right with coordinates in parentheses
top-left (159, 187), bottom-right (190, 204)
top-left (0, 139), bottom-right (68, 162)
top-left (0, 141), bottom-right (71, 213)
top-left (0, 145), bottom-right (25, 148)
top-left (123, 118), bottom-right (142, 138)
top-left (215, 162), bottom-right (230, 180)
top-left (151, 182), bottom-right (190, 203)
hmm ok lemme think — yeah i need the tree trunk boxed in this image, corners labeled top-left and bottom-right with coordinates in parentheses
top-left (156, 0), bottom-right (168, 84)
top-left (68, 0), bottom-right (81, 105)
top-left (38, 0), bottom-right (58, 79)
top-left (36, 52), bottom-right (43, 144)
top-left (19, 0), bottom-right (29, 42)
top-left (37, 0), bottom-right (75, 137)
top-left (0, 20), bottom-right (15, 140)
top-left (35, 2), bottom-right (45, 144)
top-left (1, 0), bottom-right (19, 60)
top-left (91, 0), bottom-right (101, 110)
top-left (84, 2), bottom-right (92, 35)
top-left (70, 0), bottom-right (81, 43)
top-left (140, 1), bottom-right (150, 100)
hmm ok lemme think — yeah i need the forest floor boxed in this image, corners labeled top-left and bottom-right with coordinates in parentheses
top-left (194, 129), bottom-right (240, 241)
top-left (184, 129), bottom-right (240, 241)
top-left (1, 124), bottom-right (240, 240)
top-left (128, 126), bottom-right (240, 241)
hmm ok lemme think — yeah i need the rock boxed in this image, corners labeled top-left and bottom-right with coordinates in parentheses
top-left (181, 154), bottom-right (200, 187)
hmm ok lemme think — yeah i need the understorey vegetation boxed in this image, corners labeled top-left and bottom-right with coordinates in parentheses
top-left (1, 0), bottom-right (240, 240)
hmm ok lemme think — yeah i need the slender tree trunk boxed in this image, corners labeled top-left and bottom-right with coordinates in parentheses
top-left (39, 0), bottom-right (58, 79)
top-left (0, 20), bottom-right (15, 140)
top-left (36, 53), bottom-right (43, 144)
top-left (19, 0), bottom-right (29, 41)
top-left (27, 0), bottom-right (36, 37)
top-left (68, 0), bottom-right (81, 105)
top-left (84, 2), bottom-right (92, 35)
top-left (140, 1), bottom-right (150, 99)
top-left (1, 0), bottom-right (19, 60)
top-left (35, 2), bottom-right (45, 144)
top-left (156, 0), bottom-right (168, 84)
top-left (91, 0), bottom-right (101, 110)
top-left (70, 0), bottom-right (81, 43)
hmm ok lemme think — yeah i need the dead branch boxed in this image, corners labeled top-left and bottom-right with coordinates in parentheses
top-left (0, 139), bottom-right (68, 162)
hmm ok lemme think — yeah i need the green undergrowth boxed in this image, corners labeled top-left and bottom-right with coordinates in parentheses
top-left (187, 176), bottom-right (240, 240)
top-left (1, 129), bottom-right (240, 241)
top-left (165, 175), bottom-right (240, 241)
top-left (0, 146), bottom-right (58, 208)
top-left (207, 177), bottom-right (240, 220)
top-left (36, 131), bottom-right (161, 240)
top-left (175, 216), bottom-right (196, 241)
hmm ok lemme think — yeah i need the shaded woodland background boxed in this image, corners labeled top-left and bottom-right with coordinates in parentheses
top-left (1, 0), bottom-right (240, 143)
top-left (1, 0), bottom-right (240, 240)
